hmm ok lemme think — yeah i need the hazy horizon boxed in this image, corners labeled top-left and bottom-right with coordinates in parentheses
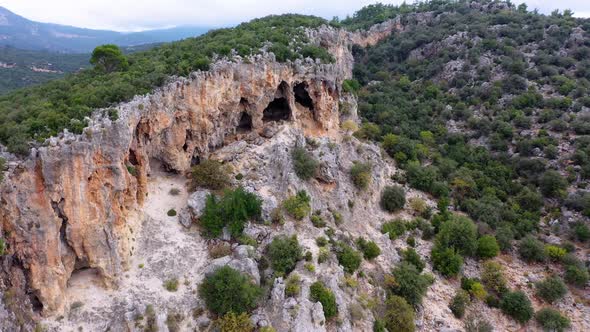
top-left (2, 0), bottom-right (589, 32)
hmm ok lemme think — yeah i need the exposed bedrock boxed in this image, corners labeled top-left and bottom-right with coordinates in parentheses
top-left (0, 21), bottom-right (400, 315)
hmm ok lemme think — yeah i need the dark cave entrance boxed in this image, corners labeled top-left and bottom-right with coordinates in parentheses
top-left (237, 112), bottom-right (252, 132)
top-left (294, 82), bottom-right (314, 110)
top-left (263, 81), bottom-right (291, 122)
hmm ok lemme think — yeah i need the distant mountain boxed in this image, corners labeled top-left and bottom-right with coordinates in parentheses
top-left (0, 6), bottom-right (210, 53)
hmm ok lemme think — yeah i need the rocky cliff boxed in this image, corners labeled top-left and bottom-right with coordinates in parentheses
top-left (0, 20), bottom-right (400, 319)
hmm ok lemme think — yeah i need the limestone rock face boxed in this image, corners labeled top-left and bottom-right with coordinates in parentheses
top-left (0, 22), bottom-right (397, 317)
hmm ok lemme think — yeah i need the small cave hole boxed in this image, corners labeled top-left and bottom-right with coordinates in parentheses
top-left (294, 82), bottom-right (314, 110)
top-left (191, 154), bottom-right (201, 166)
top-left (128, 149), bottom-right (139, 166)
top-left (263, 97), bottom-right (291, 122)
top-left (237, 112), bottom-right (252, 132)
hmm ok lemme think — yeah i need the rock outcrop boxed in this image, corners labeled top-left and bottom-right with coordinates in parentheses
top-left (0, 20), bottom-right (400, 316)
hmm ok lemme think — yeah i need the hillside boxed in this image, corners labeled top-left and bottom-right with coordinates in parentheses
top-left (0, 6), bottom-right (210, 53)
top-left (0, 1), bottom-right (589, 332)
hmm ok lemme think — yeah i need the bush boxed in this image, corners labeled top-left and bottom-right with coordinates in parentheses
top-left (310, 281), bottom-right (337, 318)
top-left (539, 170), bottom-right (567, 197)
top-left (500, 291), bottom-right (534, 323)
top-left (380, 185), bottom-right (406, 213)
top-left (310, 214), bottom-right (326, 228)
top-left (356, 238), bottom-right (381, 260)
top-left (464, 314), bottom-right (493, 332)
top-left (198, 266), bottom-right (262, 315)
top-left (401, 248), bottom-right (425, 273)
top-left (535, 308), bottom-right (571, 332)
top-left (496, 225), bottom-right (514, 252)
top-left (564, 265), bottom-right (589, 287)
top-left (292, 147), bottom-right (319, 180)
top-left (383, 295), bottom-right (415, 332)
top-left (470, 282), bottom-right (487, 300)
top-left (336, 243), bottom-right (362, 273)
top-left (167, 209), bottom-right (177, 217)
top-left (477, 235), bottom-right (500, 259)
top-left (481, 261), bottom-right (508, 295)
top-left (381, 219), bottom-right (407, 239)
top-left (572, 222), bottom-right (590, 242)
top-left (285, 274), bottom-right (301, 297)
top-left (267, 235), bottom-right (302, 275)
top-left (283, 190), bottom-right (311, 220)
top-left (518, 236), bottom-right (546, 262)
top-left (191, 159), bottom-right (231, 190)
top-left (544, 245), bottom-right (566, 262)
top-left (431, 245), bottom-right (463, 277)
top-left (200, 188), bottom-right (262, 238)
top-left (164, 278), bottom-right (179, 292)
top-left (216, 312), bottom-right (254, 332)
top-left (449, 290), bottom-right (470, 318)
top-left (535, 276), bottom-right (567, 303)
top-left (435, 215), bottom-right (478, 256)
top-left (350, 161), bottom-right (372, 190)
top-left (388, 262), bottom-right (432, 307)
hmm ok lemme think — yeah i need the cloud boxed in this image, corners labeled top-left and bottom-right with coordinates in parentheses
top-left (3, 0), bottom-right (589, 32)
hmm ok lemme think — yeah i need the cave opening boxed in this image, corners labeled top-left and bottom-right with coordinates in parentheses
top-left (293, 82), bottom-right (314, 110)
top-left (128, 149), bottom-right (139, 166)
top-left (237, 112), bottom-right (253, 132)
top-left (263, 81), bottom-right (291, 122)
top-left (263, 98), bottom-right (291, 122)
top-left (191, 154), bottom-right (201, 166)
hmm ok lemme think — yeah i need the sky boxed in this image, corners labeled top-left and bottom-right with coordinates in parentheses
top-left (2, 0), bottom-right (589, 32)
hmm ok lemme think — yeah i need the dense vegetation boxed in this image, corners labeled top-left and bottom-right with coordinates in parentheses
top-left (198, 266), bottom-right (262, 316)
top-left (345, 0), bottom-right (590, 329)
top-left (0, 15), bottom-right (333, 154)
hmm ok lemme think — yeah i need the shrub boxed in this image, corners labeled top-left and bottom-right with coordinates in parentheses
top-left (435, 215), bottom-right (478, 256)
top-left (169, 188), bottom-right (181, 196)
top-left (536, 276), bottom-right (567, 303)
top-left (388, 262), bottom-right (432, 307)
top-left (500, 291), bottom-right (534, 323)
top-left (216, 312), bottom-right (254, 332)
top-left (564, 265), bottom-right (589, 287)
top-left (336, 243), bottom-right (362, 273)
top-left (316, 236), bottom-right (328, 247)
top-left (481, 261), bottom-right (508, 295)
top-left (283, 190), bottom-right (311, 220)
top-left (401, 248), bottom-right (425, 273)
top-left (380, 185), bottom-right (406, 212)
top-left (544, 245), bottom-right (566, 262)
top-left (191, 159), bottom-right (231, 190)
top-left (208, 242), bottom-right (232, 258)
top-left (431, 245), bottom-right (463, 277)
top-left (310, 214), bottom-right (326, 228)
top-left (267, 235), bottom-right (302, 275)
top-left (449, 290), bottom-right (470, 318)
top-left (164, 278), bottom-right (179, 292)
top-left (198, 266), bottom-right (262, 315)
top-left (477, 235), bottom-right (500, 259)
top-left (572, 222), bottom-right (590, 242)
top-left (383, 295), bottom-right (415, 332)
top-left (318, 247), bottom-right (330, 264)
top-left (350, 161), bottom-right (372, 190)
top-left (285, 274), bottom-right (301, 297)
top-left (356, 238), bottom-right (381, 260)
top-left (167, 209), bottom-right (177, 217)
top-left (495, 225), bottom-right (514, 252)
top-left (518, 236), bottom-right (546, 262)
top-left (381, 219), bottom-right (407, 239)
top-left (535, 308), bottom-right (571, 332)
top-left (200, 188), bottom-right (262, 238)
top-left (464, 313), bottom-right (493, 332)
top-left (310, 281), bottom-right (337, 318)
top-left (470, 282), bottom-right (487, 300)
top-left (539, 170), bottom-right (567, 197)
top-left (292, 147), bottom-right (319, 180)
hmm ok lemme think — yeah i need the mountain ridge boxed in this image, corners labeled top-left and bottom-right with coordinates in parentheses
top-left (0, 6), bottom-right (210, 53)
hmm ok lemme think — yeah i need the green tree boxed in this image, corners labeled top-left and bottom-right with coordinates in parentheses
top-left (535, 276), bottom-right (567, 304)
top-left (535, 308), bottom-right (571, 332)
top-left (500, 291), bottom-right (534, 324)
top-left (383, 295), bottom-right (415, 332)
top-left (477, 235), bottom-right (500, 259)
top-left (90, 44), bottom-right (129, 73)
top-left (336, 243), bottom-right (362, 273)
top-left (380, 185), bottom-right (406, 213)
top-left (198, 266), bottom-right (262, 315)
top-left (267, 235), bottom-right (302, 275)
top-left (539, 170), bottom-right (567, 198)
top-left (310, 281), bottom-right (337, 318)
top-left (435, 215), bottom-right (478, 256)
top-left (431, 245), bottom-right (463, 277)
top-left (191, 159), bottom-right (231, 190)
top-left (518, 236), bottom-right (546, 262)
top-left (388, 262), bottom-right (432, 307)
